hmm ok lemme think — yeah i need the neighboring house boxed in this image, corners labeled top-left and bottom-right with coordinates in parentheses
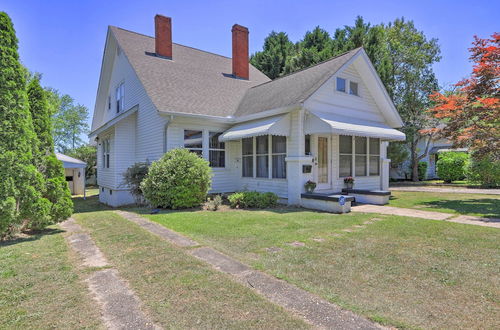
top-left (389, 136), bottom-right (468, 180)
top-left (90, 15), bottom-right (405, 207)
top-left (56, 153), bottom-right (86, 195)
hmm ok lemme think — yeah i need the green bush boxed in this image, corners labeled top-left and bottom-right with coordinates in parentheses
top-left (466, 154), bottom-right (500, 187)
top-left (418, 161), bottom-right (428, 181)
top-left (228, 191), bottom-right (278, 208)
top-left (141, 148), bottom-right (212, 209)
top-left (436, 152), bottom-right (469, 183)
top-left (122, 162), bottom-right (149, 205)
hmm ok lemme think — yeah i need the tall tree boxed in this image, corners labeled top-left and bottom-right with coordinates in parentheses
top-left (428, 33), bottom-right (499, 160)
top-left (250, 31), bottom-right (294, 79)
top-left (48, 89), bottom-right (89, 152)
top-left (27, 75), bottom-right (73, 227)
top-left (0, 12), bottom-right (50, 236)
top-left (385, 18), bottom-right (441, 181)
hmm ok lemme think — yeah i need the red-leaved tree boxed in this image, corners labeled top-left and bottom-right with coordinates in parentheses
top-left (427, 33), bottom-right (499, 160)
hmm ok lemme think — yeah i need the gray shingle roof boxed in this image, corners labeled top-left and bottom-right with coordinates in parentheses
top-left (111, 26), bottom-right (270, 117)
top-left (111, 26), bottom-right (359, 118)
top-left (234, 48), bottom-right (360, 117)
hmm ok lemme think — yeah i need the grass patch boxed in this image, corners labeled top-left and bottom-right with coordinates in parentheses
top-left (389, 191), bottom-right (500, 218)
top-left (74, 209), bottom-right (309, 329)
top-left (0, 227), bottom-right (102, 329)
top-left (144, 209), bottom-right (500, 329)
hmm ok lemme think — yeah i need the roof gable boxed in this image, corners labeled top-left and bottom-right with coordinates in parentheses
top-left (234, 49), bottom-right (360, 118)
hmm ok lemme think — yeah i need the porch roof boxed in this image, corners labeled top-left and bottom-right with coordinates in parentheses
top-left (219, 114), bottom-right (291, 142)
top-left (305, 111), bottom-right (406, 141)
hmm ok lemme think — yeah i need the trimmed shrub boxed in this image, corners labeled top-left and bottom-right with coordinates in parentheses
top-left (466, 154), bottom-right (500, 187)
top-left (141, 148), bottom-right (211, 209)
top-left (228, 191), bottom-right (278, 208)
top-left (122, 162), bottom-right (149, 205)
top-left (418, 161), bottom-right (428, 181)
top-left (436, 152), bottom-right (469, 183)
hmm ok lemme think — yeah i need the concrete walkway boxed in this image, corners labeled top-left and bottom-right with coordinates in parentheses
top-left (352, 204), bottom-right (500, 228)
top-left (390, 186), bottom-right (500, 195)
top-left (115, 211), bottom-right (383, 330)
top-left (60, 218), bottom-right (160, 330)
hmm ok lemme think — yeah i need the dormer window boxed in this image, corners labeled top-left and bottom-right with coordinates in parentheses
top-left (350, 81), bottom-right (358, 96)
top-left (115, 83), bottom-right (124, 113)
top-left (336, 77), bottom-right (346, 92)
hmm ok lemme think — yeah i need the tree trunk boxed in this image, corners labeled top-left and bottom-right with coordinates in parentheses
top-left (410, 139), bottom-right (419, 181)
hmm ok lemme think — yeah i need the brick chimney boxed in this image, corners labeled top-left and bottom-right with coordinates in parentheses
top-left (232, 24), bottom-right (249, 80)
top-left (155, 14), bottom-right (172, 59)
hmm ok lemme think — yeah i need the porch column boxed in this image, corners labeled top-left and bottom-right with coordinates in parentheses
top-left (380, 141), bottom-right (390, 191)
top-left (286, 109), bottom-right (306, 205)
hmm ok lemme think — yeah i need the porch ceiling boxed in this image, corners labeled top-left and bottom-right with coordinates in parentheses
top-left (304, 111), bottom-right (406, 141)
top-left (219, 114), bottom-right (291, 142)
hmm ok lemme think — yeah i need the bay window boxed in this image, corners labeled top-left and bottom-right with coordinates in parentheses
top-left (209, 132), bottom-right (225, 168)
top-left (339, 136), bottom-right (352, 177)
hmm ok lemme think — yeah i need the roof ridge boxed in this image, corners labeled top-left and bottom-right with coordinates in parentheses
top-left (111, 26), bottom-right (241, 62)
top-left (248, 47), bottom-right (362, 90)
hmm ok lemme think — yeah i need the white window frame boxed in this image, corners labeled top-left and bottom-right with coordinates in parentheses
top-left (242, 137), bottom-right (254, 178)
top-left (338, 136), bottom-right (380, 178)
top-left (335, 76), bottom-right (361, 98)
top-left (339, 135), bottom-right (353, 177)
top-left (336, 77), bottom-right (346, 93)
top-left (349, 81), bottom-right (359, 96)
top-left (102, 139), bottom-right (110, 169)
top-left (115, 82), bottom-right (124, 113)
top-left (183, 129), bottom-right (203, 157)
top-left (208, 132), bottom-right (225, 168)
top-left (271, 135), bottom-right (287, 179)
top-left (241, 135), bottom-right (287, 180)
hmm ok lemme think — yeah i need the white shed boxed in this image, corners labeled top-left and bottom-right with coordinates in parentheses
top-left (56, 153), bottom-right (86, 196)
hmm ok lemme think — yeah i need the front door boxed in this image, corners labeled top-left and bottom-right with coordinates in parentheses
top-left (316, 136), bottom-right (330, 190)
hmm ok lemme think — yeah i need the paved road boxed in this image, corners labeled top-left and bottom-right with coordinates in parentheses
top-left (390, 186), bottom-right (500, 195)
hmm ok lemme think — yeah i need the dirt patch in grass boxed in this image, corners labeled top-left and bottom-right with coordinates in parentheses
top-left (74, 211), bottom-right (309, 329)
top-left (0, 227), bottom-right (102, 329)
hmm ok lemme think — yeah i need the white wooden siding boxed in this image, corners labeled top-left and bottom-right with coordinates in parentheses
top-left (304, 64), bottom-right (387, 124)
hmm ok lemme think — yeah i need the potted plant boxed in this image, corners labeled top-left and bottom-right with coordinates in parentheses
top-left (304, 180), bottom-right (317, 193)
top-left (344, 176), bottom-right (355, 190)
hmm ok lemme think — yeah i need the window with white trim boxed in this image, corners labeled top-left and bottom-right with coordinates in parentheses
top-left (355, 137), bottom-right (367, 176)
top-left (242, 135), bottom-right (287, 179)
top-left (242, 137), bottom-right (253, 177)
top-left (369, 138), bottom-right (380, 175)
top-left (349, 81), bottom-right (358, 96)
top-left (209, 132), bottom-right (225, 168)
top-left (102, 139), bottom-right (110, 169)
top-left (115, 82), bottom-right (124, 113)
top-left (339, 136), bottom-right (352, 177)
top-left (184, 130), bottom-right (203, 156)
top-left (256, 136), bottom-right (269, 178)
top-left (272, 136), bottom-right (286, 178)
top-left (336, 77), bottom-right (346, 92)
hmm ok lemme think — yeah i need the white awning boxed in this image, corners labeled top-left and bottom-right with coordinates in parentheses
top-left (304, 111), bottom-right (406, 141)
top-left (219, 114), bottom-right (290, 142)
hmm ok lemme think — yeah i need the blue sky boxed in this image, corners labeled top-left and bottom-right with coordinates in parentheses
top-left (3, 0), bottom-right (497, 141)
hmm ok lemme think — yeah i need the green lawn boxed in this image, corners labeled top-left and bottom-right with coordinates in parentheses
top-left (0, 228), bottom-right (103, 329)
top-left (144, 208), bottom-right (500, 329)
top-left (73, 203), bottom-right (309, 329)
top-left (389, 191), bottom-right (500, 218)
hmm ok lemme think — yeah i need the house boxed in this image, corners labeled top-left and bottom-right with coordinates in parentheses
top-left (89, 15), bottom-right (406, 208)
top-left (389, 136), bottom-right (468, 180)
top-left (56, 153), bottom-right (86, 195)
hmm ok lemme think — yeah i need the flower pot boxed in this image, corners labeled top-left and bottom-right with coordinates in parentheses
top-left (345, 182), bottom-right (354, 190)
top-left (305, 186), bottom-right (315, 193)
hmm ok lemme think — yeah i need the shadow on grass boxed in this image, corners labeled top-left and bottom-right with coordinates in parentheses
top-left (0, 227), bottom-right (63, 247)
top-left (425, 198), bottom-right (500, 218)
top-left (73, 195), bottom-right (112, 214)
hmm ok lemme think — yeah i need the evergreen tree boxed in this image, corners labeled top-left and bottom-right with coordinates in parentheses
top-left (0, 12), bottom-right (50, 236)
top-left (250, 31), bottom-right (294, 79)
top-left (27, 75), bottom-right (73, 226)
